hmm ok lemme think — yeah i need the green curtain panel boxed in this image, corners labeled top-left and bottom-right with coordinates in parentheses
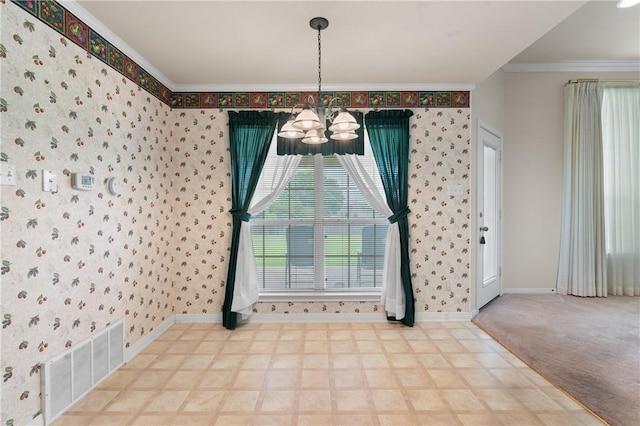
top-left (365, 109), bottom-right (415, 327)
top-left (277, 111), bottom-right (365, 156)
top-left (222, 111), bottom-right (278, 329)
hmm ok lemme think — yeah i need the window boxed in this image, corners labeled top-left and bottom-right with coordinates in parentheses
top-left (251, 134), bottom-right (387, 296)
top-left (601, 87), bottom-right (640, 295)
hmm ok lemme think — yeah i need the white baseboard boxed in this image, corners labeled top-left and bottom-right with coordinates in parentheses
top-left (27, 414), bottom-right (44, 426)
top-left (415, 311), bottom-right (474, 322)
top-left (502, 287), bottom-right (556, 295)
top-left (175, 313), bottom-right (222, 323)
top-left (243, 312), bottom-right (389, 323)
top-left (124, 316), bottom-right (175, 363)
top-left (172, 311), bottom-right (475, 325)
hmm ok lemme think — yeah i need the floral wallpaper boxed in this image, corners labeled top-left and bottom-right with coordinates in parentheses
top-left (1, 1), bottom-right (470, 425)
top-left (171, 107), bottom-right (471, 318)
top-left (409, 109), bottom-right (471, 312)
top-left (0, 4), bottom-right (175, 424)
top-left (169, 110), bottom-right (232, 315)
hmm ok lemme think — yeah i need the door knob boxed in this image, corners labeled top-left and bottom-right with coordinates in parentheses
top-left (480, 226), bottom-right (489, 232)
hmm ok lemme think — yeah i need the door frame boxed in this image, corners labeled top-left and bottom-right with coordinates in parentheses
top-left (476, 120), bottom-right (503, 309)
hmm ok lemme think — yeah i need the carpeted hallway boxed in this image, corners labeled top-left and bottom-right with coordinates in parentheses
top-left (473, 294), bottom-right (640, 426)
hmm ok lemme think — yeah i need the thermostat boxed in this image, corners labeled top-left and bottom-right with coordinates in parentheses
top-left (107, 177), bottom-right (123, 196)
top-left (71, 173), bottom-right (95, 191)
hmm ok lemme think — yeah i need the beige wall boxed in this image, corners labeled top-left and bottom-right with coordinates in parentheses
top-left (502, 71), bottom-right (639, 290)
top-left (473, 69), bottom-right (505, 132)
top-left (471, 70), bottom-right (505, 308)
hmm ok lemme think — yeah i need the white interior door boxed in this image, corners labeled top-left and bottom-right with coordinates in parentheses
top-left (477, 122), bottom-right (502, 309)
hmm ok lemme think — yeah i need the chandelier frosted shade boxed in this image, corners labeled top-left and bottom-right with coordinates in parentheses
top-left (292, 106), bottom-right (323, 131)
top-left (277, 118), bottom-right (306, 139)
top-left (329, 109), bottom-right (361, 132)
top-left (330, 130), bottom-right (358, 141)
top-left (301, 128), bottom-right (329, 144)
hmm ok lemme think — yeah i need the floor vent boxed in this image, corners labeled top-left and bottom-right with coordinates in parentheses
top-left (41, 319), bottom-right (124, 425)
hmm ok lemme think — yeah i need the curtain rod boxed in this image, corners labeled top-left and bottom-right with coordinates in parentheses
top-left (567, 79), bottom-right (640, 84)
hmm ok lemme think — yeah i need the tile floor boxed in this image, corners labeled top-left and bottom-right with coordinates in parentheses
top-left (54, 321), bottom-right (603, 425)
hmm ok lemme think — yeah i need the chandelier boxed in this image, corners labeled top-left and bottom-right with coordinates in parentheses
top-left (278, 17), bottom-right (360, 144)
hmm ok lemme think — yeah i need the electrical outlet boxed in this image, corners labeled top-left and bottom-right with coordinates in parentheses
top-left (0, 163), bottom-right (16, 186)
top-left (447, 184), bottom-right (463, 196)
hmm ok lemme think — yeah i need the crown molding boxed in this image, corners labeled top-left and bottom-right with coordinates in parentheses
top-left (172, 83), bottom-right (477, 93)
top-left (502, 61), bottom-right (640, 73)
top-left (62, 0), bottom-right (175, 91)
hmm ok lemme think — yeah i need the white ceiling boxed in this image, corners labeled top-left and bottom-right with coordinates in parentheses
top-left (69, 0), bottom-right (640, 91)
top-left (511, 0), bottom-right (640, 63)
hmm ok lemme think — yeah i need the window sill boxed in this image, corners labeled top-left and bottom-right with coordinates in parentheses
top-left (259, 291), bottom-right (381, 303)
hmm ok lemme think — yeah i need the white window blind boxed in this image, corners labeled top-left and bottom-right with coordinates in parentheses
top-left (251, 134), bottom-right (387, 294)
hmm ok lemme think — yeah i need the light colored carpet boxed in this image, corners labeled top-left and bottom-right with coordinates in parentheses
top-left (473, 294), bottom-right (640, 426)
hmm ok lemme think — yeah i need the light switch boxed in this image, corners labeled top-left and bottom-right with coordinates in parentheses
top-left (0, 163), bottom-right (16, 186)
top-left (42, 170), bottom-right (58, 194)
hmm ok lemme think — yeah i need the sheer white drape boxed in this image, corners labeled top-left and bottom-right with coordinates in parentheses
top-left (602, 87), bottom-right (640, 296)
top-left (557, 82), bottom-right (607, 297)
top-left (231, 143), bottom-right (301, 316)
top-left (336, 154), bottom-right (405, 319)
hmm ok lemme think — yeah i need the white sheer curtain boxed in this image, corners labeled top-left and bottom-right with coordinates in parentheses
top-left (231, 142), bottom-right (301, 316)
top-left (336, 154), bottom-right (405, 319)
top-left (557, 82), bottom-right (607, 297)
top-left (602, 87), bottom-right (640, 296)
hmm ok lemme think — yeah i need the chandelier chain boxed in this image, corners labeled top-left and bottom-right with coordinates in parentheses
top-left (317, 25), bottom-right (322, 96)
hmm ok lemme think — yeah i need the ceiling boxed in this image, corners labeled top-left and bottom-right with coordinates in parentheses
top-left (69, 0), bottom-right (640, 92)
top-left (510, 0), bottom-right (640, 64)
